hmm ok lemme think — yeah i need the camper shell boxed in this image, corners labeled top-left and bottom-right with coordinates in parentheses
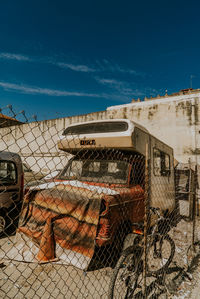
top-left (16, 119), bottom-right (177, 270)
top-left (59, 119), bottom-right (148, 153)
top-left (58, 119), bottom-right (176, 214)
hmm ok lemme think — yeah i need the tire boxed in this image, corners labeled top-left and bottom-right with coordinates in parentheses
top-left (123, 233), bottom-right (140, 251)
top-left (0, 212), bottom-right (6, 236)
top-left (187, 241), bottom-right (200, 268)
top-left (0, 206), bottom-right (20, 237)
top-left (108, 246), bottom-right (144, 299)
top-left (109, 223), bottom-right (132, 268)
top-left (147, 234), bottom-right (175, 275)
top-left (6, 203), bottom-right (22, 235)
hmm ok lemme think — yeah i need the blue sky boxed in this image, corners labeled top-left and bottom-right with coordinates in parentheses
top-left (0, 0), bottom-right (199, 120)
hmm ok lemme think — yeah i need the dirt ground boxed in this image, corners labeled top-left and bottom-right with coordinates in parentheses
top-left (0, 234), bottom-right (112, 299)
top-left (161, 218), bottom-right (200, 299)
top-left (0, 218), bottom-right (200, 299)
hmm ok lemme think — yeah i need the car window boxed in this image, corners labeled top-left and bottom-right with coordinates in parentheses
top-left (59, 159), bottom-right (129, 184)
top-left (0, 160), bottom-right (17, 184)
top-left (153, 148), bottom-right (170, 176)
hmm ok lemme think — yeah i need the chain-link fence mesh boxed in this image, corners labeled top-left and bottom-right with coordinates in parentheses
top-left (0, 106), bottom-right (200, 298)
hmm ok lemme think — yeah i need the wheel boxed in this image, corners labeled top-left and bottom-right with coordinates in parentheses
top-left (147, 234), bottom-right (175, 275)
top-left (123, 233), bottom-right (140, 251)
top-left (108, 246), bottom-right (144, 299)
top-left (6, 203), bottom-right (22, 235)
top-left (187, 242), bottom-right (200, 268)
top-left (108, 235), bottom-right (175, 299)
top-left (0, 212), bottom-right (6, 236)
top-left (109, 223), bottom-right (132, 268)
top-left (0, 205), bottom-right (20, 237)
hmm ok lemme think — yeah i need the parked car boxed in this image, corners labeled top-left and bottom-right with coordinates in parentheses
top-left (24, 169), bottom-right (61, 191)
top-left (43, 169), bottom-right (61, 180)
top-left (0, 151), bottom-right (24, 235)
top-left (23, 163), bottom-right (44, 184)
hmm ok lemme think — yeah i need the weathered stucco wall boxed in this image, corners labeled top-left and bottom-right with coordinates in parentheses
top-left (107, 93), bottom-right (200, 164)
top-left (0, 110), bottom-right (108, 173)
top-left (0, 92), bottom-right (200, 173)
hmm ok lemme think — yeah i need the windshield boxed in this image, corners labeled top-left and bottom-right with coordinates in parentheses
top-left (59, 159), bottom-right (129, 184)
top-left (0, 160), bottom-right (17, 185)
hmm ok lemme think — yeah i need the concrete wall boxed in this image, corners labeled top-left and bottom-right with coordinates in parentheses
top-left (107, 93), bottom-right (200, 164)
top-left (0, 110), bottom-right (108, 173)
top-left (0, 91), bottom-right (200, 173)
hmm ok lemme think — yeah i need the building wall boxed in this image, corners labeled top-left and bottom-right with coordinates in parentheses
top-left (107, 93), bottom-right (200, 164)
top-left (0, 110), bottom-right (108, 173)
top-left (0, 114), bottom-right (23, 128)
top-left (0, 92), bottom-right (200, 173)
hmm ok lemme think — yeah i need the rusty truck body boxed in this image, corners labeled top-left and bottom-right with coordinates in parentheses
top-left (11, 119), bottom-right (177, 270)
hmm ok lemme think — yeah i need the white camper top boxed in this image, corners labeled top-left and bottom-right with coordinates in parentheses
top-left (58, 119), bottom-right (149, 153)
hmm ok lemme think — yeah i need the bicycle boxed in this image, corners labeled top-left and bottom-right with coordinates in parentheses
top-left (108, 207), bottom-right (175, 299)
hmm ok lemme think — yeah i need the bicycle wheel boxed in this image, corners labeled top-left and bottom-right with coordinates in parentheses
top-left (108, 246), bottom-right (144, 299)
top-left (187, 241), bottom-right (200, 267)
top-left (147, 234), bottom-right (175, 275)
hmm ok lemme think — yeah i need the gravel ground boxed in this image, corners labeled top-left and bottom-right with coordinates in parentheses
top-left (163, 218), bottom-right (200, 299)
top-left (0, 253), bottom-right (112, 298)
top-left (0, 218), bottom-right (200, 298)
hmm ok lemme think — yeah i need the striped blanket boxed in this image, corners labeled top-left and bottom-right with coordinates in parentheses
top-left (16, 181), bottom-right (109, 269)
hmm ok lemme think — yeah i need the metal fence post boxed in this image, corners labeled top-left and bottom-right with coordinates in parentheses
top-left (143, 143), bottom-right (150, 298)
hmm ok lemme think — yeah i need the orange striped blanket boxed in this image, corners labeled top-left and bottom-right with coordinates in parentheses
top-left (18, 183), bottom-right (104, 269)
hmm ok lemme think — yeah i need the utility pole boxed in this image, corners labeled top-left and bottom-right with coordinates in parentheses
top-left (190, 75), bottom-right (195, 89)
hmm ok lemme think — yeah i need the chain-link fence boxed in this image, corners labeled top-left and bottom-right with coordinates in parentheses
top-left (0, 106), bottom-right (200, 298)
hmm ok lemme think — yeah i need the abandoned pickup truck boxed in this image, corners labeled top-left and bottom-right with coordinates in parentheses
top-left (12, 119), bottom-right (178, 270)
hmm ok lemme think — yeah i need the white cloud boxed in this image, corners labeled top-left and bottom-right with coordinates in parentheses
top-left (0, 53), bottom-right (31, 61)
top-left (56, 62), bottom-right (96, 73)
top-left (96, 59), bottom-right (144, 76)
top-left (0, 81), bottom-right (101, 97)
top-left (96, 78), bottom-right (124, 87)
top-left (0, 81), bottom-right (139, 103)
top-left (95, 77), bottom-right (157, 99)
top-left (0, 52), bottom-right (144, 77)
top-left (95, 77), bottom-right (136, 95)
top-left (57, 60), bottom-right (142, 75)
